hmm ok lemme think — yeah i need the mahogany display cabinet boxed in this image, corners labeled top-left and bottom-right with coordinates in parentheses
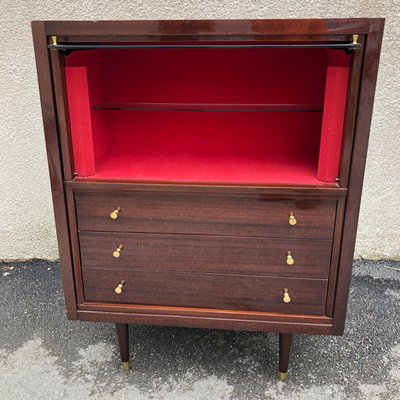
top-left (32, 19), bottom-right (384, 380)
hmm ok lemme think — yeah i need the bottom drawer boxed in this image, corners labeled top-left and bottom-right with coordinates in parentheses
top-left (82, 270), bottom-right (328, 315)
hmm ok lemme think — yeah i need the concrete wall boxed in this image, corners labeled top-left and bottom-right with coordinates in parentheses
top-left (0, 1), bottom-right (399, 261)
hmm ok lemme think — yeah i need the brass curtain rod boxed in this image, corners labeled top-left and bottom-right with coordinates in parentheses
top-left (49, 35), bottom-right (360, 51)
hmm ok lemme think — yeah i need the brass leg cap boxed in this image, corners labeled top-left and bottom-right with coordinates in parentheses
top-left (121, 361), bottom-right (130, 371)
top-left (279, 372), bottom-right (287, 382)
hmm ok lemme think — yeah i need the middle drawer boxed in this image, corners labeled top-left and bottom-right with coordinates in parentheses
top-left (79, 231), bottom-right (332, 279)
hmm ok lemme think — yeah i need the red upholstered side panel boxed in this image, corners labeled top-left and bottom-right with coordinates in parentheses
top-left (317, 51), bottom-right (350, 182)
top-left (65, 67), bottom-right (96, 177)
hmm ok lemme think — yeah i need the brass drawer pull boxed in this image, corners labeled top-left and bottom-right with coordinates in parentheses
top-left (110, 207), bottom-right (121, 219)
top-left (114, 280), bottom-right (125, 295)
top-left (288, 212), bottom-right (297, 226)
top-left (283, 288), bottom-right (291, 303)
top-left (286, 251), bottom-right (294, 265)
top-left (113, 244), bottom-right (124, 258)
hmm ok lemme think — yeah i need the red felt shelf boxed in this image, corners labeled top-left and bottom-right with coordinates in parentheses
top-left (76, 151), bottom-right (333, 186)
top-left (93, 102), bottom-right (323, 113)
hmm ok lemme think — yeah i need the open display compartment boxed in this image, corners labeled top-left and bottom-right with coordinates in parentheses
top-left (64, 44), bottom-right (351, 185)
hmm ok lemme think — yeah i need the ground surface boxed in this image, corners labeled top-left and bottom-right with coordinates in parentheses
top-left (0, 260), bottom-right (399, 400)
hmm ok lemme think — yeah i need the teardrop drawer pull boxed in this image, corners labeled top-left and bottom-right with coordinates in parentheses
top-left (288, 212), bottom-right (297, 226)
top-left (113, 244), bottom-right (124, 258)
top-left (283, 288), bottom-right (291, 303)
top-left (110, 207), bottom-right (121, 219)
top-left (114, 280), bottom-right (125, 295)
top-left (286, 251), bottom-right (295, 265)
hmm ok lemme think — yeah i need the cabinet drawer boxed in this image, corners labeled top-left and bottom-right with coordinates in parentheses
top-left (82, 269), bottom-right (328, 315)
top-left (80, 232), bottom-right (332, 278)
top-left (75, 192), bottom-right (337, 240)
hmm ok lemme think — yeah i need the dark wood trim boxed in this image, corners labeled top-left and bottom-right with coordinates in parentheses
top-left (325, 197), bottom-right (346, 316)
top-left (78, 302), bottom-right (332, 325)
top-left (42, 19), bottom-right (380, 37)
top-left (65, 187), bottom-right (84, 304)
top-left (338, 35), bottom-right (366, 187)
top-left (31, 21), bottom-right (77, 319)
top-left (77, 310), bottom-right (333, 335)
top-left (50, 50), bottom-right (74, 181)
top-left (66, 180), bottom-right (347, 197)
top-left (332, 19), bottom-right (385, 334)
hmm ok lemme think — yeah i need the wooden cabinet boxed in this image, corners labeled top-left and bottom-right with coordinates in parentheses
top-left (32, 19), bottom-right (384, 380)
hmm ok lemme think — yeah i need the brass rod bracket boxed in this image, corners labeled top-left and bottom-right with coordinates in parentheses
top-left (50, 36), bottom-right (58, 46)
top-left (352, 34), bottom-right (359, 46)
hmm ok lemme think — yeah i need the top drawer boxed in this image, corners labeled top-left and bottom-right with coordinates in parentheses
top-left (75, 191), bottom-right (337, 240)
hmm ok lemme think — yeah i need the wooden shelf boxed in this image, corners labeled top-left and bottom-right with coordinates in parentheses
top-left (92, 102), bottom-right (323, 113)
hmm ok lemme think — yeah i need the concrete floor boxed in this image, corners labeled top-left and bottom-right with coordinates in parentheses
top-left (0, 260), bottom-right (399, 400)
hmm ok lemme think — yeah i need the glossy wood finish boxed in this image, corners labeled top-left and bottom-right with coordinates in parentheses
top-left (68, 181), bottom-right (347, 195)
top-left (332, 18), bottom-right (385, 334)
top-left (50, 50), bottom-right (74, 181)
top-left (43, 19), bottom-right (379, 38)
top-left (79, 302), bottom-right (332, 325)
top-left (279, 333), bottom-right (293, 374)
top-left (65, 188), bottom-right (85, 304)
top-left (337, 35), bottom-right (365, 187)
top-left (82, 269), bottom-right (328, 315)
top-left (31, 22), bottom-right (77, 319)
top-left (77, 309), bottom-right (333, 335)
top-left (115, 323), bottom-right (129, 363)
top-left (32, 19), bottom-right (384, 376)
top-left (75, 192), bottom-right (337, 240)
top-left (325, 196), bottom-right (346, 317)
top-left (79, 231), bottom-right (332, 278)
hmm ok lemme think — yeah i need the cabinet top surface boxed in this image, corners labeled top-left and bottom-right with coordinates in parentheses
top-left (33, 18), bottom-right (384, 37)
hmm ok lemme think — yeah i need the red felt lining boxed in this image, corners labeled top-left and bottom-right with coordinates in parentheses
top-left (317, 52), bottom-right (350, 182)
top-left (64, 67), bottom-right (95, 177)
top-left (88, 152), bottom-right (321, 185)
top-left (64, 46), bottom-right (350, 185)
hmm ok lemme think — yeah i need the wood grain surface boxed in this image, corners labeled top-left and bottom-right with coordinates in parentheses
top-left (76, 192), bottom-right (337, 240)
top-left (82, 269), bottom-right (328, 315)
top-left (79, 231), bottom-right (332, 278)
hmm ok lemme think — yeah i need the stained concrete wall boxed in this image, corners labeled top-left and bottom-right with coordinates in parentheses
top-left (0, 1), bottom-right (399, 260)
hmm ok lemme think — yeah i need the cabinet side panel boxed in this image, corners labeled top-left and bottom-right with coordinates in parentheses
top-left (332, 20), bottom-right (385, 334)
top-left (31, 22), bottom-right (77, 319)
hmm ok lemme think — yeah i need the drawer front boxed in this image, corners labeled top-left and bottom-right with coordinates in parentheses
top-left (82, 269), bottom-right (328, 315)
top-left (75, 192), bottom-right (337, 240)
top-left (79, 232), bottom-right (332, 278)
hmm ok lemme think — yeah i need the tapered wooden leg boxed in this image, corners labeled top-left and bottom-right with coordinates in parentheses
top-left (115, 323), bottom-right (130, 370)
top-left (279, 333), bottom-right (293, 381)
